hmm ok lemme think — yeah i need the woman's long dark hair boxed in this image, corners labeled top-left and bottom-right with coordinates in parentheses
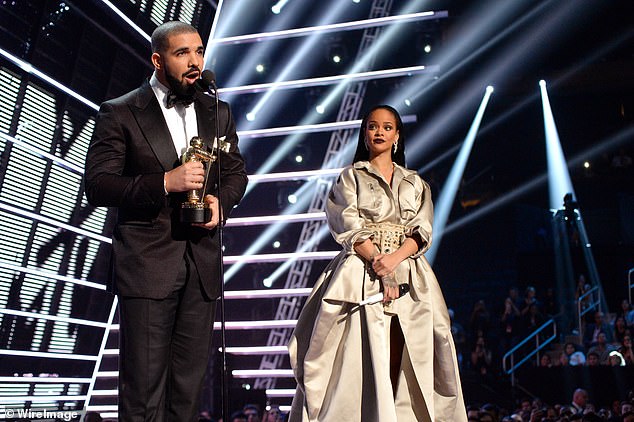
top-left (352, 104), bottom-right (406, 166)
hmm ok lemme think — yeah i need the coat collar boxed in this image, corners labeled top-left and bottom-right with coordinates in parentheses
top-left (130, 79), bottom-right (217, 170)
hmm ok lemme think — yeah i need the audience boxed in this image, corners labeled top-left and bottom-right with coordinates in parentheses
top-left (465, 389), bottom-right (634, 422)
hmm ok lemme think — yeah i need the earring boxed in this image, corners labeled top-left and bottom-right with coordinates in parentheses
top-left (393, 141), bottom-right (398, 153)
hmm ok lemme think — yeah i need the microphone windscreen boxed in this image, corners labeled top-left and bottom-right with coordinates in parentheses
top-left (398, 283), bottom-right (410, 297)
top-left (201, 69), bottom-right (216, 86)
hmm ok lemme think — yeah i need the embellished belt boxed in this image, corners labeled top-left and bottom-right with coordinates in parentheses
top-left (366, 223), bottom-right (406, 254)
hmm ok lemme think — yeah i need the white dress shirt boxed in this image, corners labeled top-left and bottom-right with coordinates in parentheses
top-left (149, 73), bottom-right (198, 158)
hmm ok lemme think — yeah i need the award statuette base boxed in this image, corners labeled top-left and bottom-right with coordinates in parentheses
top-left (180, 202), bottom-right (212, 224)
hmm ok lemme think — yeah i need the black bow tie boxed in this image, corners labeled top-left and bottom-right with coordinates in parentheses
top-left (166, 92), bottom-right (195, 109)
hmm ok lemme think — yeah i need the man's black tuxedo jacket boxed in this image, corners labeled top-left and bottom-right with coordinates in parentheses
top-left (85, 80), bottom-right (247, 299)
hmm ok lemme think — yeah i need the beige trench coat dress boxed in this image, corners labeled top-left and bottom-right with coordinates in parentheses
top-left (288, 162), bottom-right (467, 422)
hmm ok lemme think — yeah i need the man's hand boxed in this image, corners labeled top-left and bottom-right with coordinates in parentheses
top-left (164, 161), bottom-right (205, 193)
top-left (193, 194), bottom-right (220, 230)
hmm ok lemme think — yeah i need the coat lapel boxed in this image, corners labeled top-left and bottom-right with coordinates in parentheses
top-left (131, 80), bottom-right (179, 170)
top-left (195, 92), bottom-right (217, 151)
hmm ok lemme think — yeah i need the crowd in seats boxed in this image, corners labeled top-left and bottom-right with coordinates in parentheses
top-left (452, 282), bottom-right (634, 375)
top-left (467, 388), bottom-right (634, 422)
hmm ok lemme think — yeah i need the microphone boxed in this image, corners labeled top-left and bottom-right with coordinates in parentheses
top-left (196, 69), bottom-right (216, 91)
top-left (359, 283), bottom-right (410, 306)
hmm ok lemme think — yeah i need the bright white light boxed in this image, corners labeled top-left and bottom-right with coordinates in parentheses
top-left (332, 55), bottom-right (341, 63)
top-left (583, 161), bottom-right (590, 169)
top-left (316, 104), bottom-right (325, 114)
top-left (353, 0), bottom-right (360, 3)
top-left (287, 194), bottom-right (297, 204)
top-left (427, 86), bottom-right (494, 264)
top-left (263, 278), bottom-right (274, 288)
top-left (255, 64), bottom-right (265, 73)
top-left (404, 99), bottom-right (411, 106)
top-left (486, 85), bottom-right (494, 93)
top-left (246, 112), bottom-right (256, 121)
top-left (272, 240), bottom-right (281, 248)
top-left (242, 383), bottom-right (252, 390)
top-left (540, 80), bottom-right (575, 209)
top-left (271, 0), bottom-right (288, 14)
top-left (424, 44), bottom-right (432, 53)
top-left (295, 155), bottom-right (303, 163)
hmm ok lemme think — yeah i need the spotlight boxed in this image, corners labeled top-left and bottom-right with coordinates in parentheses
top-left (246, 112), bottom-right (256, 121)
top-left (288, 144), bottom-right (309, 165)
top-left (326, 40), bottom-right (347, 65)
top-left (486, 85), bottom-right (494, 93)
top-left (272, 240), bottom-right (281, 249)
top-left (404, 99), bottom-right (411, 107)
top-left (255, 64), bottom-right (265, 73)
top-left (583, 161), bottom-right (590, 169)
top-left (539, 79), bottom-right (546, 88)
top-left (287, 194), bottom-right (297, 204)
top-left (271, 0), bottom-right (288, 15)
top-left (263, 277), bottom-right (274, 288)
top-left (424, 44), bottom-right (432, 53)
top-left (563, 193), bottom-right (579, 219)
top-left (316, 104), bottom-right (325, 114)
top-left (352, 0), bottom-right (360, 3)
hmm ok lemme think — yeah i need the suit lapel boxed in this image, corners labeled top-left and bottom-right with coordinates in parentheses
top-left (195, 93), bottom-right (217, 151)
top-left (131, 80), bottom-right (179, 171)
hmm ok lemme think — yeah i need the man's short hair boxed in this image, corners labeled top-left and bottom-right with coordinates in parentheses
top-left (151, 21), bottom-right (198, 53)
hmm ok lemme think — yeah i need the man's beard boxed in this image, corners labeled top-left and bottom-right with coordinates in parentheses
top-left (165, 66), bottom-right (196, 97)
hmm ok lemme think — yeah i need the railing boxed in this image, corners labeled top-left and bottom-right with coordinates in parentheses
top-left (627, 268), bottom-right (634, 304)
top-left (502, 319), bottom-right (557, 386)
top-left (577, 285), bottom-right (601, 341)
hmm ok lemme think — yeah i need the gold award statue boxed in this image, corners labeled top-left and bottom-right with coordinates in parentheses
top-left (180, 136), bottom-right (230, 223)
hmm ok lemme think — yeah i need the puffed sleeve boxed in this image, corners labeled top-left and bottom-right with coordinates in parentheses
top-left (325, 167), bottom-right (373, 253)
top-left (398, 174), bottom-right (434, 257)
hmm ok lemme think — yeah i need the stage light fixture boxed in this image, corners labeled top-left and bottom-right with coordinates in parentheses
top-left (272, 240), bottom-right (281, 249)
top-left (234, 7), bottom-right (443, 135)
top-left (287, 194), bottom-right (297, 204)
top-left (583, 161), bottom-right (590, 169)
top-left (424, 44), bottom-right (432, 53)
top-left (295, 155), bottom-right (303, 163)
top-left (232, 1), bottom-right (351, 131)
top-left (315, 105), bottom-right (325, 114)
top-left (261, 225), bottom-right (331, 287)
top-left (327, 40), bottom-right (347, 64)
top-left (444, 124), bottom-right (634, 236)
top-left (404, 99), bottom-right (411, 106)
top-left (271, 0), bottom-right (288, 15)
top-left (255, 64), bottom-right (265, 73)
top-left (246, 112), bottom-right (256, 121)
top-left (403, 1), bottom-right (583, 165)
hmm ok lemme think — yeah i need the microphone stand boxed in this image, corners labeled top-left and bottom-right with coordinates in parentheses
top-left (205, 78), bottom-right (229, 422)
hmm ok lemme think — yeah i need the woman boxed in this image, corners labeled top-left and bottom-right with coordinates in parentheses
top-left (288, 105), bottom-right (466, 421)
